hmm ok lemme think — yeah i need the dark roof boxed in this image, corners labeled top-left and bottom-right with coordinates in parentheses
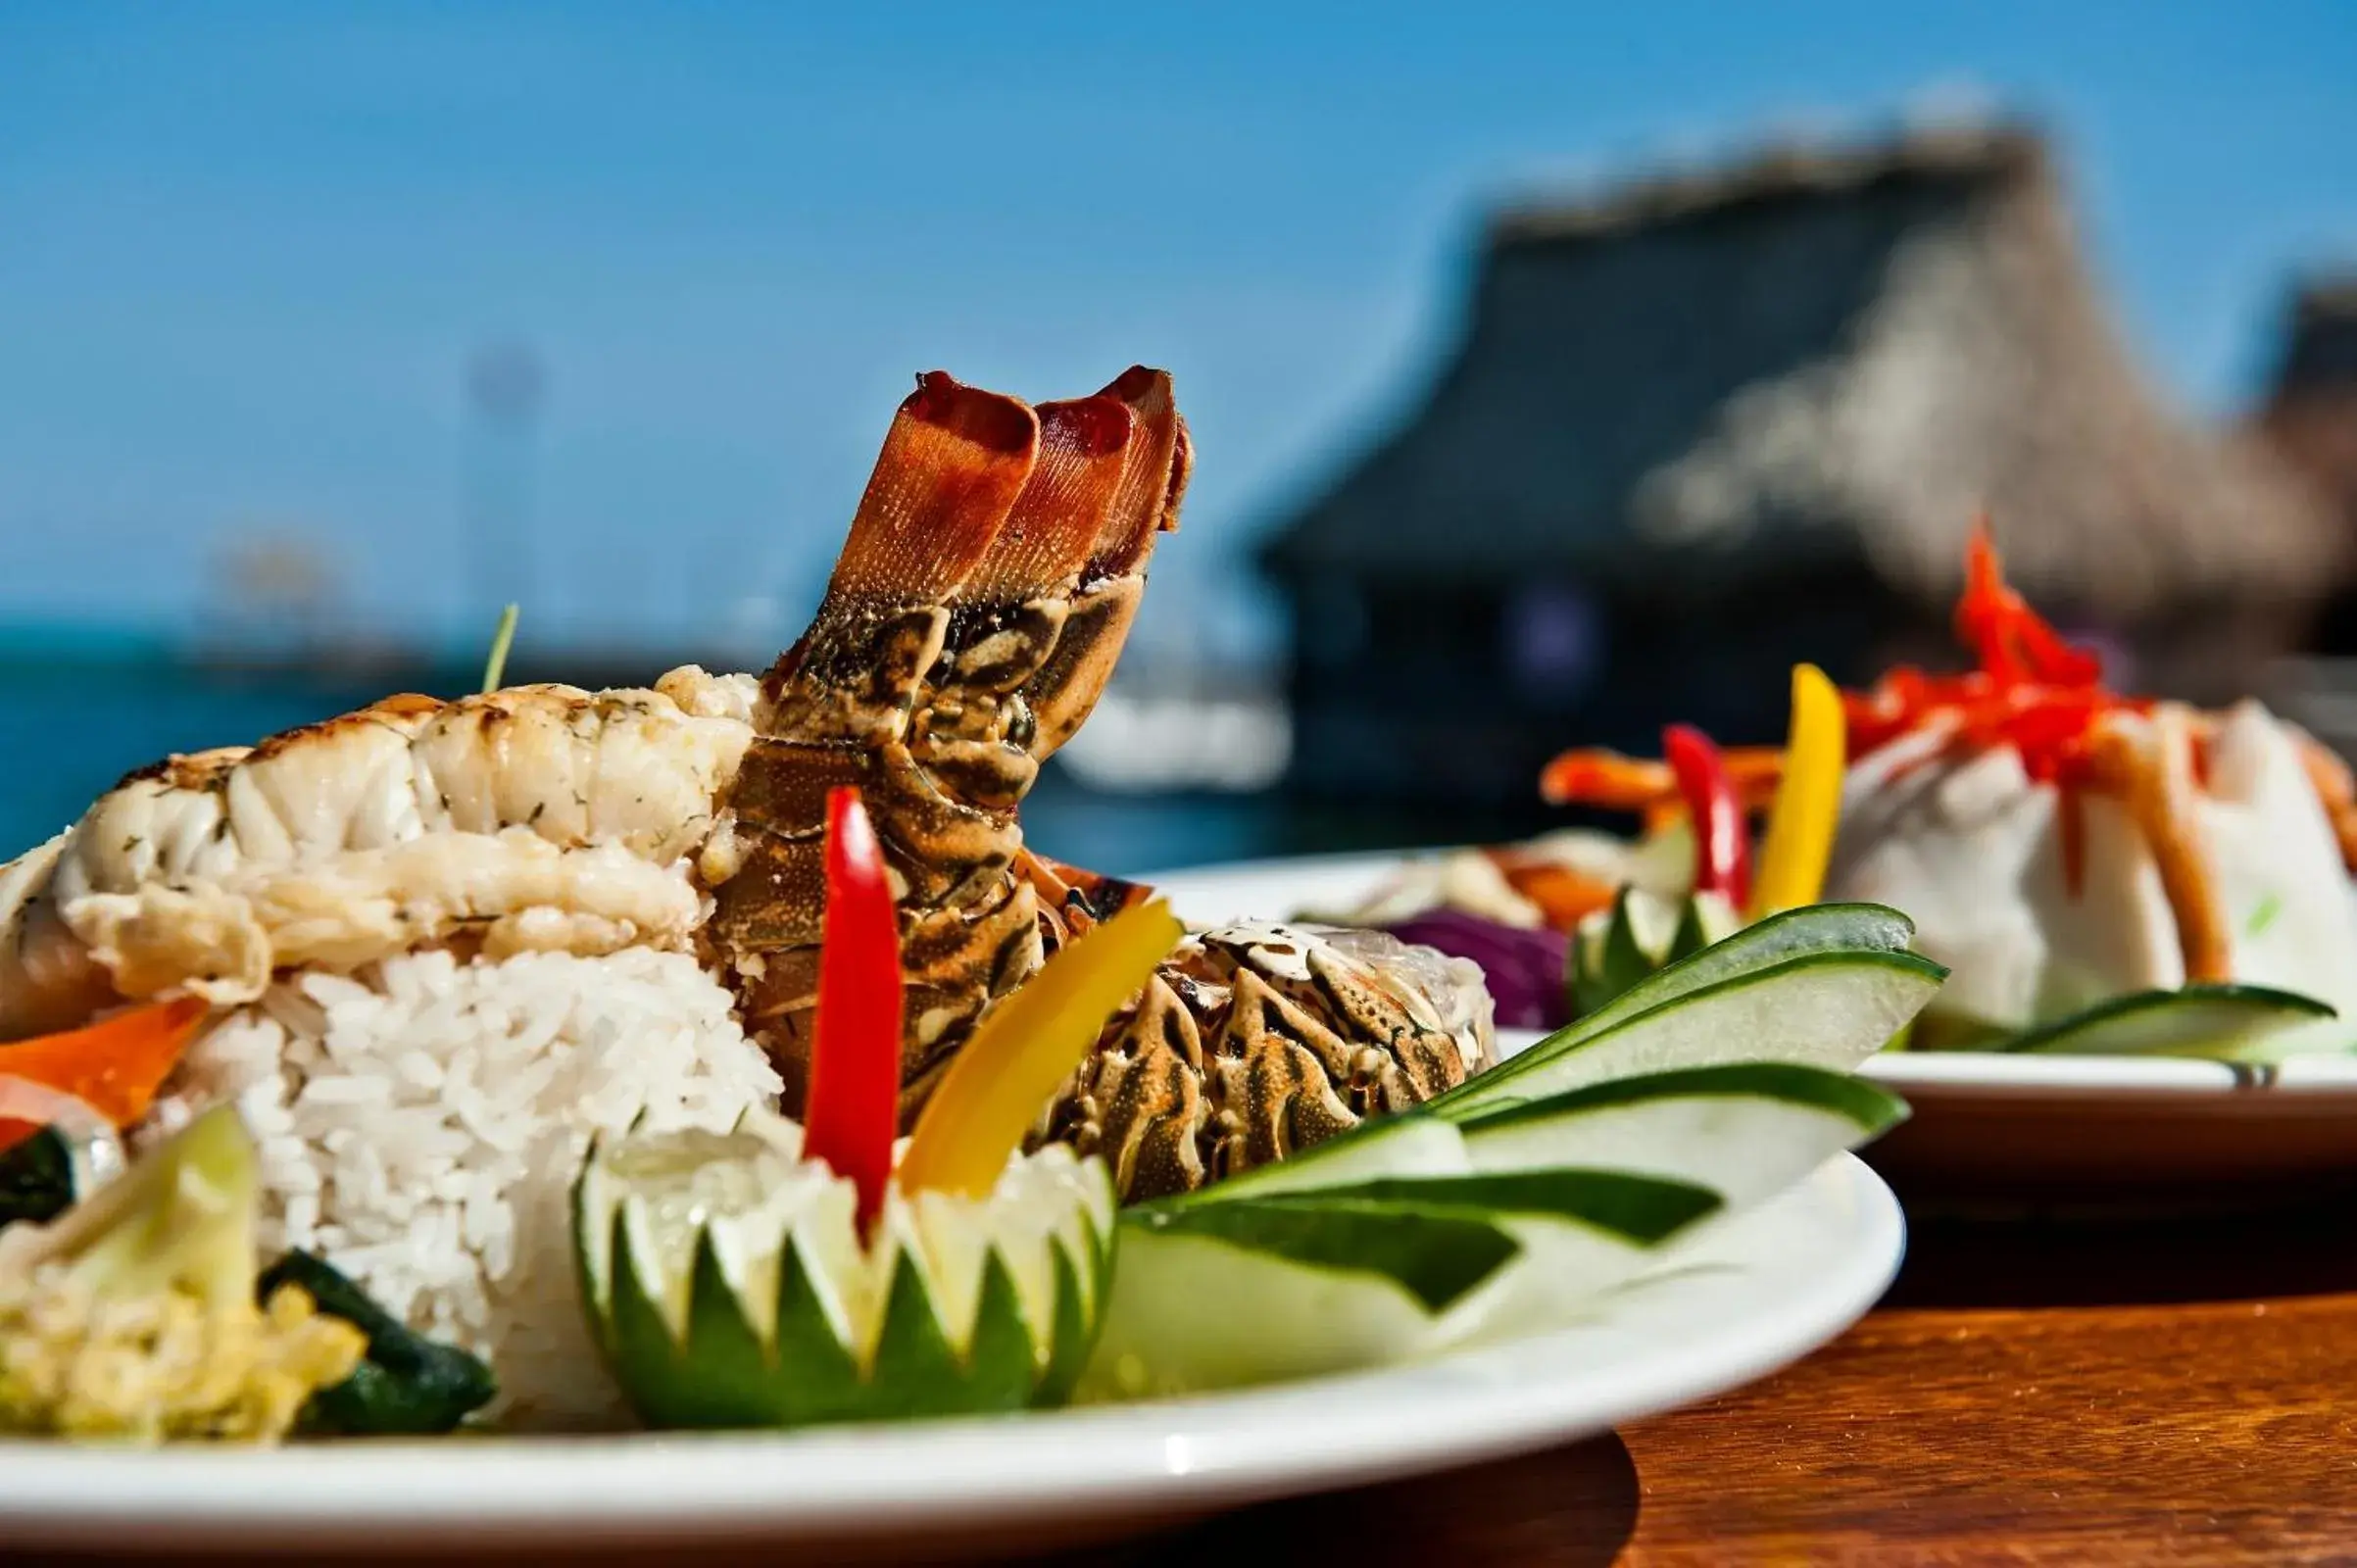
top-left (2258, 275), bottom-right (2357, 535)
top-left (2268, 277), bottom-right (2357, 395)
top-left (1263, 122), bottom-right (2338, 621)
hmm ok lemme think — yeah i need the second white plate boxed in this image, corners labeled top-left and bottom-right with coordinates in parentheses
top-left (1147, 850), bottom-right (2357, 1204)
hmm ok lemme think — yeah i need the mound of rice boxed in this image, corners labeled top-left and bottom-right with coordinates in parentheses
top-left (137, 947), bottom-right (782, 1429)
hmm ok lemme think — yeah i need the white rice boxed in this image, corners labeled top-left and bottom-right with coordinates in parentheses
top-left (139, 947), bottom-right (783, 1430)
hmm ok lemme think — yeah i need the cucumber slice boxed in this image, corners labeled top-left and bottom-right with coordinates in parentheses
top-left (1261, 1169), bottom-right (1724, 1239)
top-left (1571, 887), bottom-right (1659, 1018)
top-left (1086, 1064), bottom-right (1905, 1397)
top-left (1549, 903), bottom-right (1920, 1058)
top-left (1197, 1111), bottom-right (1470, 1201)
top-left (1457, 1062), bottom-right (1907, 1205)
top-left (1568, 887), bottom-right (1741, 1016)
top-left (1080, 911), bottom-right (1933, 1398)
top-left (1435, 949), bottom-right (1943, 1120)
top-left (1995, 984), bottom-right (2336, 1058)
top-left (1195, 1063), bottom-right (1906, 1205)
top-left (1082, 1204), bottom-right (1512, 1396)
top-left (574, 1112), bottom-right (1114, 1429)
top-left (1083, 1169), bottom-right (1718, 1397)
top-left (1132, 1199), bottom-right (1521, 1314)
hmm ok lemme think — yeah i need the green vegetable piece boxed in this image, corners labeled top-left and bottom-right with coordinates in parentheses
top-left (0, 1129), bottom-right (75, 1231)
top-left (1549, 902), bottom-right (1919, 1055)
top-left (1991, 984), bottom-right (2337, 1058)
top-left (1259, 1169), bottom-right (1723, 1246)
top-left (479, 603), bottom-right (520, 694)
top-left (1666, 897), bottom-right (1716, 965)
top-left (1454, 1061), bottom-right (1909, 1141)
top-left (869, 1249), bottom-right (1037, 1418)
top-left (257, 1250), bottom-right (496, 1436)
top-left (596, 1219), bottom-right (1070, 1429)
top-left (1037, 1240), bottom-right (1096, 1406)
top-left (1131, 1200), bottom-right (1521, 1313)
top-left (1444, 946), bottom-right (1946, 1119)
top-left (1134, 1167), bottom-right (1723, 1315)
top-left (1570, 888), bottom-right (1747, 1018)
top-left (1571, 887), bottom-right (1655, 1017)
top-left (575, 1115), bottom-right (1112, 1431)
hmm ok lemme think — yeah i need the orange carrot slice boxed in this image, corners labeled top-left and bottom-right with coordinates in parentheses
top-left (0, 996), bottom-right (208, 1154)
top-left (1483, 852), bottom-right (1621, 933)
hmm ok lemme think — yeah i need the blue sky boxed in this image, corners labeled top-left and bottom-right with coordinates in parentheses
top-left (0, 2), bottom-right (2350, 664)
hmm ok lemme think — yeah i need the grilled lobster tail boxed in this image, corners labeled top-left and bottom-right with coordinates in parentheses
top-left (712, 368), bottom-right (1190, 1119)
top-left (1034, 923), bottom-right (1494, 1201)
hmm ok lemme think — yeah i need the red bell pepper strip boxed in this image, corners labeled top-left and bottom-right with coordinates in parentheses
top-left (1954, 523), bottom-right (2102, 689)
top-left (1846, 526), bottom-right (2125, 785)
top-left (802, 787), bottom-right (905, 1234)
top-left (1662, 724), bottom-right (1751, 909)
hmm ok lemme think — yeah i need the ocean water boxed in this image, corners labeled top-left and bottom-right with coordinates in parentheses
top-left (0, 663), bottom-right (1312, 876)
top-left (0, 666), bottom-right (397, 855)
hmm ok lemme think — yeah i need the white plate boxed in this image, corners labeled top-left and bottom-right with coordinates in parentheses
top-left (1149, 851), bottom-right (2357, 1206)
top-left (1858, 1050), bottom-right (2357, 1204)
top-left (0, 1157), bottom-right (1900, 1557)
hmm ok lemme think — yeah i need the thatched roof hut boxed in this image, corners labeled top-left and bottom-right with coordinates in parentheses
top-left (1269, 122), bottom-right (2334, 620)
top-left (1262, 122), bottom-right (2341, 806)
top-left (2257, 279), bottom-right (2357, 669)
top-left (2260, 279), bottom-right (2357, 540)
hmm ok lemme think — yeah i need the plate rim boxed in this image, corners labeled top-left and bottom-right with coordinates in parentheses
top-left (0, 1157), bottom-right (1902, 1549)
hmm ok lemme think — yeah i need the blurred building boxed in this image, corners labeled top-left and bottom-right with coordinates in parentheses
top-left (2262, 279), bottom-right (2357, 645)
top-left (189, 530), bottom-right (419, 681)
top-left (1261, 123), bottom-right (2341, 808)
top-left (2252, 278), bottom-right (2357, 758)
top-left (192, 531), bottom-right (344, 669)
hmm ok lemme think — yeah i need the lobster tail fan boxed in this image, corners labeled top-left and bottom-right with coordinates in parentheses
top-left (961, 393), bottom-right (1138, 601)
top-left (816, 371), bottom-right (1041, 611)
top-left (1092, 367), bottom-right (1191, 577)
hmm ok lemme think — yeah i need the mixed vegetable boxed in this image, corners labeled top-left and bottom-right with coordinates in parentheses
top-left (1355, 527), bottom-right (2357, 1060)
top-left (0, 1103), bottom-right (497, 1444)
top-left (0, 1107), bottom-right (364, 1442)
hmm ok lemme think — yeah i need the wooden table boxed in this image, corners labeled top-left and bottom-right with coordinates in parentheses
top-left (26, 1195), bottom-right (2357, 1566)
top-left (1117, 1195), bottom-right (2357, 1566)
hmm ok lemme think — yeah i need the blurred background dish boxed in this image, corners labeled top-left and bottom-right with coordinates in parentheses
top-left (1150, 853), bottom-right (2357, 1208)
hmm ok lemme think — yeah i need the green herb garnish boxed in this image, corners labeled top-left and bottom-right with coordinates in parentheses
top-left (479, 603), bottom-right (520, 695)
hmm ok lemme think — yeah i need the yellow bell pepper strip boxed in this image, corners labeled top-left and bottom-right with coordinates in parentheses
top-left (899, 899), bottom-right (1183, 1199)
top-left (1750, 664), bottom-right (1847, 919)
top-left (1662, 725), bottom-right (1750, 910)
top-left (0, 996), bottom-right (209, 1154)
top-left (802, 787), bottom-right (905, 1233)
